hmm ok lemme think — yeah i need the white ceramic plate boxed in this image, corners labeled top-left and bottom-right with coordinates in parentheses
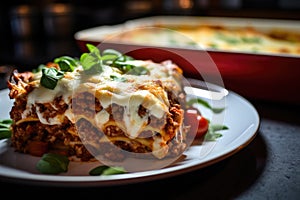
top-left (0, 81), bottom-right (259, 187)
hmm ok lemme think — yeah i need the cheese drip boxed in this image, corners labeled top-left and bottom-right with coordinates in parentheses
top-left (19, 59), bottom-right (183, 159)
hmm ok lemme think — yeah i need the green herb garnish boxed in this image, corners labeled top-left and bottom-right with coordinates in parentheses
top-left (186, 97), bottom-right (228, 140)
top-left (112, 60), bottom-right (149, 75)
top-left (205, 124), bottom-right (229, 141)
top-left (241, 37), bottom-right (261, 43)
top-left (89, 165), bottom-right (126, 176)
top-left (110, 75), bottom-right (126, 82)
top-left (40, 67), bottom-right (64, 90)
top-left (32, 44), bottom-right (150, 90)
top-left (187, 98), bottom-right (225, 113)
top-left (80, 44), bottom-right (148, 76)
top-left (102, 166), bottom-right (126, 175)
top-left (111, 55), bottom-right (134, 72)
top-left (0, 119), bottom-right (13, 140)
top-left (54, 56), bottom-right (79, 72)
top-left (209, 43), bottom-right (218, 49)
top-left (127, 66), bottom-right (149, 75)
top-left (80, 43), bottom-right (103, 74)
top-left (36, 153), bottom-right (70, 174)
top-left (101, 48), bottom-right (122, 64)
top-left (216, 33), bottom-right (240, 44)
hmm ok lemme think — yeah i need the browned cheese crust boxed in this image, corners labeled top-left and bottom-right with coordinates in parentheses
top-left (7, 60), bottom-right (189, 162)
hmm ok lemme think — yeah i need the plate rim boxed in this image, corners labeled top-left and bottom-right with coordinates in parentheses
top-left (0, 85), bottom-right (260, 187)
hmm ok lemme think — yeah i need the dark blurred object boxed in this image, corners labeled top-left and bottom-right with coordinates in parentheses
top-left (9, 5), bottom-right (42, 39)
top-left (163, 0), bottom-right (195, 14)
top-left (242, 0), bottom-right (278, 8)
top-left (210, 0), bottom-right (299, 19)
top-left (43, 3), bottom-right (75, 38)
top-left (278, 0), bottom-right (300, 9)
top-left (0, 0), bottom-right (299, 73)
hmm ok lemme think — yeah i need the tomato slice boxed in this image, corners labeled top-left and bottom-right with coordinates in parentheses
top-left (184, 109), bottom-right (209, 139)
top-left (196, 115), bottom-right (209, 138)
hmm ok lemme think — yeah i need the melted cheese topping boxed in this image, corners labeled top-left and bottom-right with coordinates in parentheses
top-left (109, 26), bottom-right (300, 56)
top-left (19, 59), bottom-right (183, 159)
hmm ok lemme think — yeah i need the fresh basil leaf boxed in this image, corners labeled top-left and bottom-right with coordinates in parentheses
top-left (110, 75), bottom-right (126, 82)
top-left (80, 44), bottom-right (103, 73)
top-left (211, 107), bottom-right (226, 114)
top-left (241, 37), bottom-right (261, 43)
top-left (101, 54), bottom-right (119, 64)
top-left (0, 119), bottom-right (13, 140)
top-left (86, 43), bottom-right (100, 54)
top-left (217, 33), bottom-right (240, 44)
top-left (112, 61), bottom-right (134, 73)
top-left (112, 59), bottom-right (145, 75)
top-left (102, 49), bottom-right (122, 63)
top-left (204, 123), bottom-right (229, 141)
top-left (40, 68), bottom-right (64, 90)
top-left (36, 153), bottom-right (69, 174)
top-left (42, 153), bottom-right (69, 172)
top-left (0, 127), bottom-right (10, 132)
top-left (204, 132), bottom-right (223, 141)
top-left (102, 49), bottom-right (122, 56)
top-left (89, 165), bottom-right (109, 176)
top-left (101, 166), bottom-right (126, 175)
top-left (80, 52), bottom-right (100, 70)
top-left (102, 50), bottom-right (133, 65)
top-left (0, 119), bottom-right (13, 129)
top-left (115, 55), bottom-right (134, 62)
top-left (209, 124), bottom-right (229, 132)
top-left (54, 56), bottom-right (78, 72)
top-left (127, 66), bottom-right (150, 75)
top-left (187, 98), bottom-right (225, 113)
top-left (89, 165), bottom-right (126, 176)
top-left (36, 159), bottom-right (62, 174)
top-left (187, 98), bottom-right (209, 107)
top-left (0, 130), bottom-right (11, 140)
top-left (209, 43), bottom-right (218, 49)
top-left (80, 44), bottom-right (137, 75)
top-left (83, 63), bottom-right (103, 74)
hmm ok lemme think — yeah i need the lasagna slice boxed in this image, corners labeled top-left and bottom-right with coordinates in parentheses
top-left (7, 47), bottom-right (189, 162)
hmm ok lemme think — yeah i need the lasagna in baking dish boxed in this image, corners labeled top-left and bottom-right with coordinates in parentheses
top-left (7, 45), bottom-right (189, 162)
top-left (102, 24), bottom-right (300, 56)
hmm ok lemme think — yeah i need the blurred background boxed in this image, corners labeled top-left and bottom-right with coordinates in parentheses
top-left (0, 0), bottom-right (300, 72)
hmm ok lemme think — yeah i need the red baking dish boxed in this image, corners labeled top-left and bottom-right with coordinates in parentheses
top-left (74, 16), bottom-right (300, 105)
